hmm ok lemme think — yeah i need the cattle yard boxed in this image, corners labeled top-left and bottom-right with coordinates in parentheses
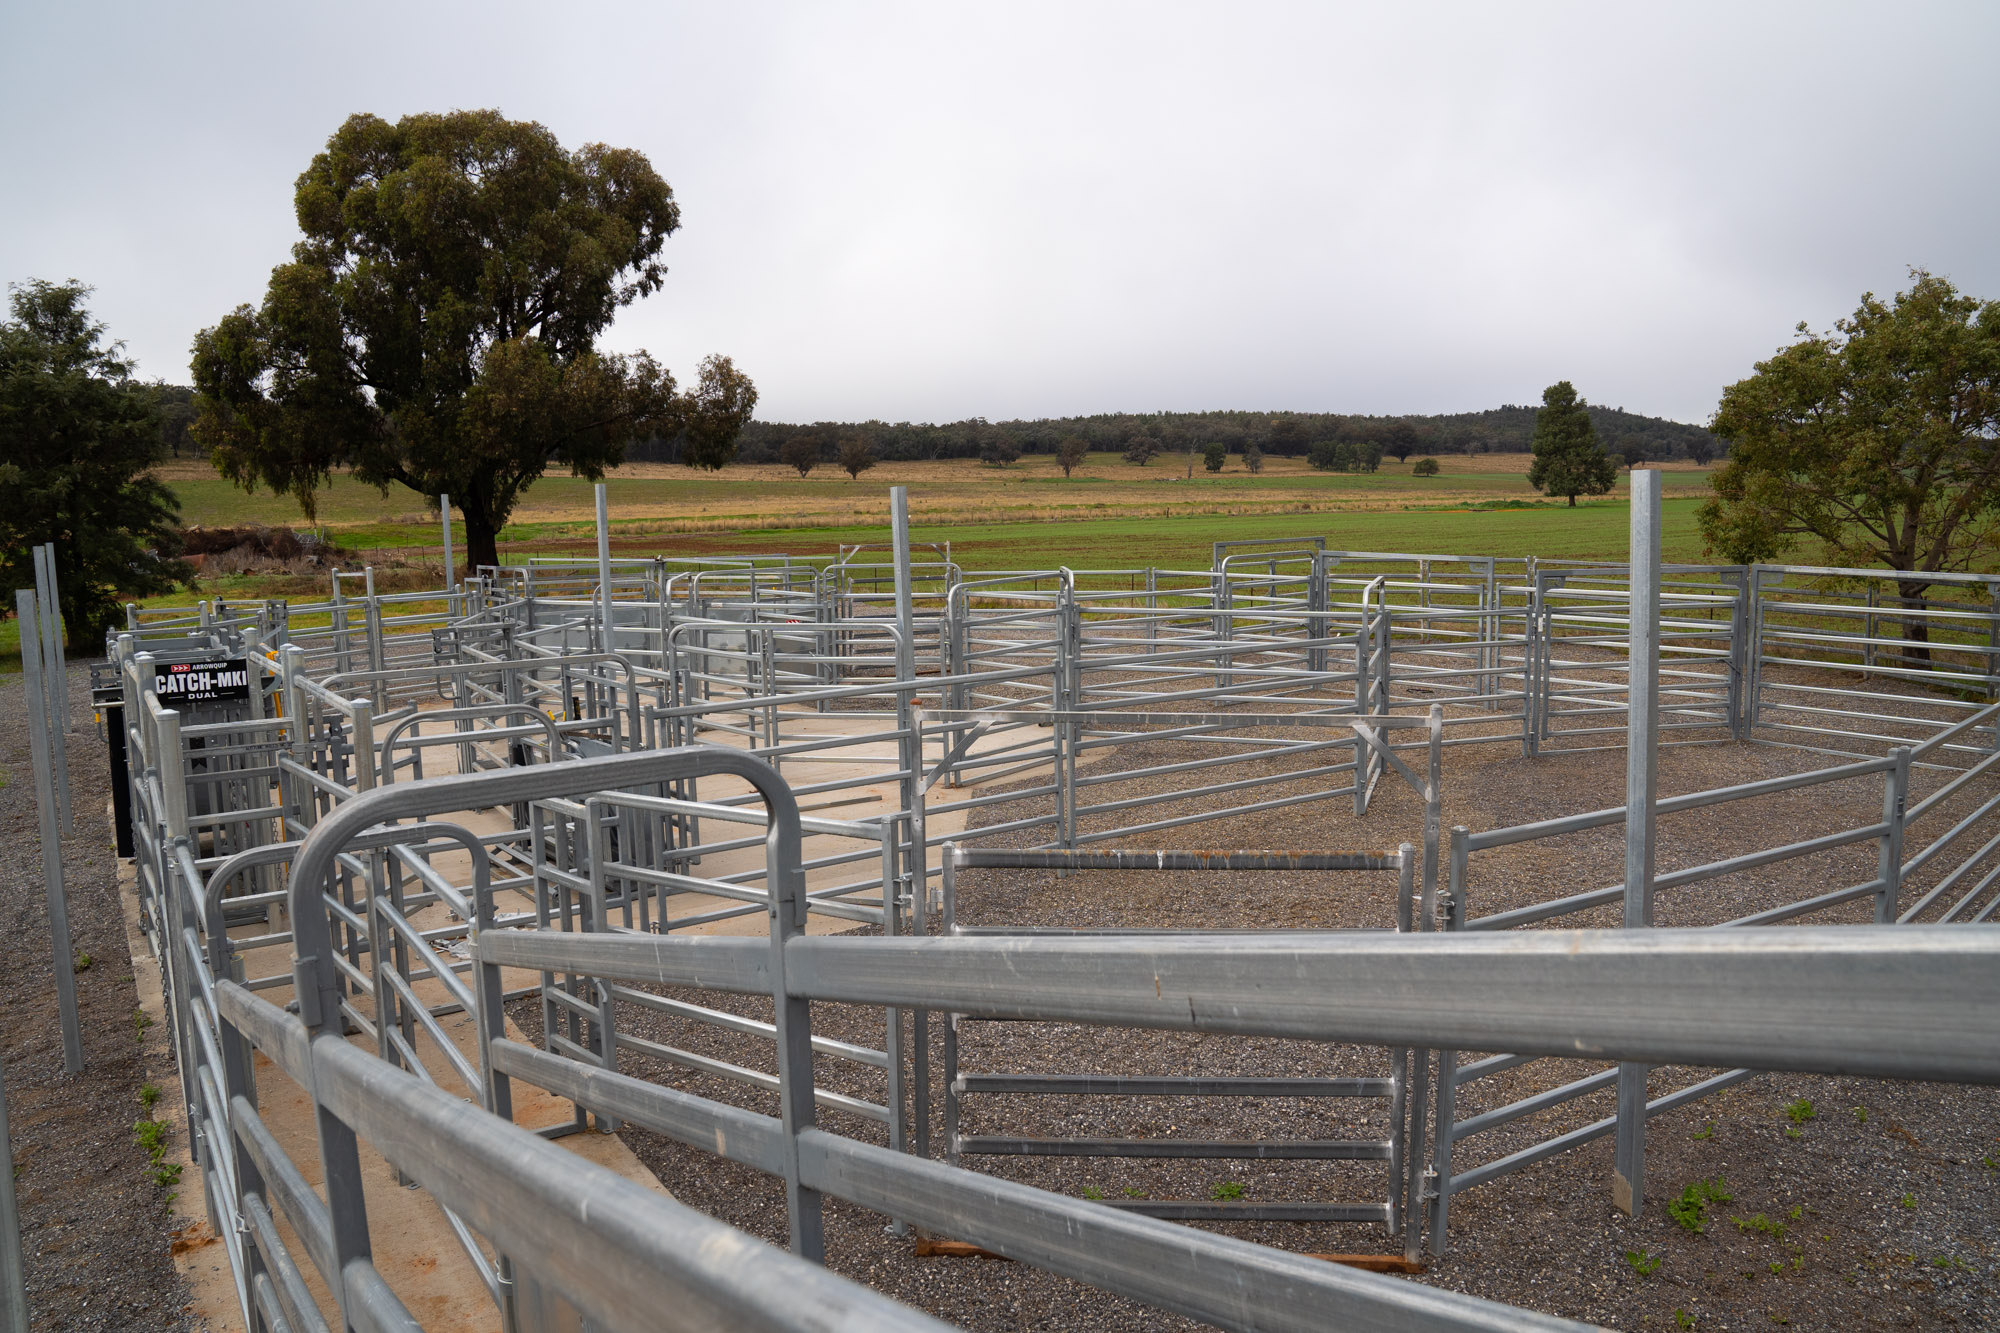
top-left (15, 479), bottom-right (1997, 1331)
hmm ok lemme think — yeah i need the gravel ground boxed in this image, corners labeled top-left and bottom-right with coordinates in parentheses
top-left (0, 664), bottom-right (195, 1331)
top-left (509, 660), bottom-right (2000, 1333)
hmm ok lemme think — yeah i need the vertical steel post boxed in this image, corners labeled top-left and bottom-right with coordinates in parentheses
top-left (1727, 568), bottom-right (1751, 740)
top-left (888, 487), bottom-right (927, 1160)
top-left (0, 1059), bottom-right (24, 1333)
top-left (1614, 468), bottom-right (1661, 1217)
top-left (1423, 704), bottom-right (1443, 923)
top-left (17, 590), bottom-right (83, 1074)
top-left (891, 487), bottom-right (916, 685)
top-left (440, 493), bottom-right (456, 604)
top-left (1427, 824), bottom-right (1470, 1256)
top-left (38, 545), bottom-right (72, 744)
top-left (765, 789), bottom-right (826, 1261)
top-left (1875, 747), bottom-right (1910, 923)
top-left (595, 482), bottom-right (612, 654)
top-left (32, 549), bottom-right (71, 832)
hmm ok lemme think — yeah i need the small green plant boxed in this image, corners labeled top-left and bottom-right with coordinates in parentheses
top-left (1791, 1255), bottom-right (1804, 1271)
top-left (1692, 1123), bottom-right (1714, 1140)
top-left (1121, 1186), bottom-right (1146, 1198)
top-left (72, 952), bottom-right (91, 973)
top-left (1734, 1213), bottom-right (1786, 1237)
top-left (1981, 1155), bottom-right (1997, 1171)
top-left (1625, 1249), bottom-right (1663, 1276)
top-left (1784, 1098), bottom-right (1815, 1124)
top-left (1674, 1310), bottom-right (1695, 1329)
top-left (1900, 1192), bottom-right (1916, 1210)
top-left (132, 1008), bottom-right (153, 1041)
top-left (1784, 1127), bottom-right (1801, 1139)
top-left (1768, 1260), bottom-right (1784, 1274)
top-left (132, 1118), bottom-right (166, 1158)
top-left (1851, 1107), bottom-right (1868, 1124)
top-left (133, 1117), bottom-right (178, 1190)
top-left (1209, 1181), bottom-right (1246, 1202)
top-left (1668, 1178), bottom-right (1733, 1234)
top-left (137, 1083), bottom-right (161, 1110)
top-left (1080, 1185), bottom-right (1105, 1201)
top-left (1788, 1206), bottom-right (1802, 1220)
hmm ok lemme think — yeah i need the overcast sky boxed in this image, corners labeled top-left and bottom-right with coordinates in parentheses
top-left (3, 2), bottom-right (1994, 426)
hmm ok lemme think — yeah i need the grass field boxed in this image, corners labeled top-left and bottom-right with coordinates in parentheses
top-left (158, 451), bottom-right (1717, 571)
top-left (59, 452), bottom-right (1726, 625)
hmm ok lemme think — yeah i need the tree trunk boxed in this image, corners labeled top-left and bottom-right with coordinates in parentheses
top-left (1896, 578), bottom-right (1934, 667)
top-left (463, 503), bottom-right (502, 574)
top-left (1567, 494), bottom-right (1577, 507)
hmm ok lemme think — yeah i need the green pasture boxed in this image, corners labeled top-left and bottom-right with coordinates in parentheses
top-left (161, 459), bottom-right (1715, 554)
top-left (872, 499), bottom-right (1709, 570)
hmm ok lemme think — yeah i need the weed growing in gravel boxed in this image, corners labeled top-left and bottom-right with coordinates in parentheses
top-left (1981, 1155), bottom-right (1997, 1171)
top-left (1784, 1127), bottom-right (1801, 1140)
top-left (1851, 1106), bottom-right (1867, 1124)
top-left (1080, 1186), bottom-right (1105, 1201)
top-left (1734, 1213), bottom-right (1786, 1237)
top-left (1668, 1178), bottom-right (1733, 1234)
top-left (138, 1083), bottom-right (161, 1110)
top-left (1121, 1187), bottom-right (1145, 1199)
top-left (1691, 1123), bottom-right (1714, 1140)
top-left (1673, 1310), bottom-right (1695, 1328)
top-left (1624, 1249), bottom-right (1662, 1276)
top-left (1899, 1192), bottom-right (1916, 1210)
top-left (1768, 1261), bottom-right (1784, 1274)
top-left (1784, 1098), bottom-right (1815, 1125)
top-left (72, 952), bottom-right (91, 973)
top-left (132, 1008), bottom-right (153, 1042)
top-left (133, 1116), bottom-right (182, 1192)
top-left (1208, 1181), bottom-right (1245, 1201)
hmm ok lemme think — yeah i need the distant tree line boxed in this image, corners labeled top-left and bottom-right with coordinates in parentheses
top-left (621, 405), bottom-right (1718, 468)
top-left (156, 395), bottom-right (1720, 470)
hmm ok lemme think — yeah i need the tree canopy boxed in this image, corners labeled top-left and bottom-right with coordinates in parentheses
top-left (190, 110), bottom-right (753, 570)
top-left (1700, 272), bottom-right (2000, 586)
top-left (0, 281), bottom-right (189, 649)
top-left (1526, 381), bottom-right (1618, 506)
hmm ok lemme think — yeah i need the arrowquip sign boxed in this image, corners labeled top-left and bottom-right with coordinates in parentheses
top-left (156, 660), bottom-right (252, 703)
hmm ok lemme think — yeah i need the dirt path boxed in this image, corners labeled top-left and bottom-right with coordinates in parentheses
top-left (0, 664), bottom-right (193, 1331)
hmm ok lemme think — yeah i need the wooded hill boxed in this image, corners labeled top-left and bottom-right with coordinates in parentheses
top-left (708, 404), bottom-right (1718, 467)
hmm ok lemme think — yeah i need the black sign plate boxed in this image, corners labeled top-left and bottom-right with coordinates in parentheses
top-left (157, 659), bottom-right (252, 703)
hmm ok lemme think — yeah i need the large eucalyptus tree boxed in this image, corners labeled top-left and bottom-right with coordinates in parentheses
top-left (192, 110), bottom-right (755, 570)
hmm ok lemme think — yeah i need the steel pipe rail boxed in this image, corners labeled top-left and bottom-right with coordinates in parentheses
top-left (214, 984), bottom-right (950, 1333)
top-left (479, 925), bottom-right (2000, 1084)
top-left (495, 1039), bottom-right (1589, 1333)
